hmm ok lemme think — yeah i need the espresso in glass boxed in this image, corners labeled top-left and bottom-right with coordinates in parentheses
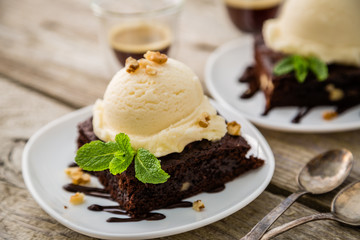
top-left (109, 23), bottom-right (172, 65)
top-left (225, 0), bottom-right (282, 33)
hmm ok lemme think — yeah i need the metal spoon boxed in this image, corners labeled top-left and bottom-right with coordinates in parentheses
top-left (262, 181), bottom-right (360, 239)
top-left (241, 149), bottom-right (353, 240)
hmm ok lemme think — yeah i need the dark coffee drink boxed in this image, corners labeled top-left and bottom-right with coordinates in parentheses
top-left (109, 23), bottom-right (172, 65)
top-left (225, 0), bottom-right (282, 33)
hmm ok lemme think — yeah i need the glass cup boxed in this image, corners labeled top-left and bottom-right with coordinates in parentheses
top-left (91, 0), bottom-right (184, 74)
top-left (223, 0), bottom-right (282, 33)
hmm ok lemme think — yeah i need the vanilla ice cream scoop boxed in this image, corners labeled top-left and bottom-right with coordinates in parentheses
top-left (263, 0), bottom-right (360, 66)
top-left (93, 53), bottom-right (226, 157)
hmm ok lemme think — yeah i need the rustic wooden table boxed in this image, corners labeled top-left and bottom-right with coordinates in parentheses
top-left (1, 0), bottom-right (359, 239)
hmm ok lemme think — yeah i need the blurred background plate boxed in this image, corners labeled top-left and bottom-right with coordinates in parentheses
top-left (205, 38), bottom-right (360, 133)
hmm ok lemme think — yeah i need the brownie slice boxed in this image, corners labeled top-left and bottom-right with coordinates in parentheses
top-left (240, 34), bottom-right (360, 120)
top-left (77, 118), bottom-right (264, 217)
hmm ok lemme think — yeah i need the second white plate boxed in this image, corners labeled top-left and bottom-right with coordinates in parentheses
top-left (205, 37), bottom-right (360, 133)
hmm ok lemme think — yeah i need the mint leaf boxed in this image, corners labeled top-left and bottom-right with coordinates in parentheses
top-left (75, 141), bottom-right (119, 171)
top-left (308, 57), bottom-right (328, 81)
top-left (273, 55), bottom-right (328, 83)
top-left (115, 133), bottom-right (135, 157)
top-left (109, 155), bottom-right (131, 175)
top-left (75, 133), bottom-right (169, 184)
top-left (293, 55), bottom-right (309, 83)
top-left (134, 148), bottom-right (170, 184)
top-left (109, 133), bottom-right (135, 175)
top-left (273, 56), bottom-right (294, 76)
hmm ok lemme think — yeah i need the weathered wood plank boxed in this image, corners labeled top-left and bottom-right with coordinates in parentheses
top-left (0, 0), bottom-right (111, 107)
top-left (260, 127), bottom-right (360, 211)
top-left (161, 190), bottom-right (360, 240)
top-left (0, 77), bottom-right (72, 188)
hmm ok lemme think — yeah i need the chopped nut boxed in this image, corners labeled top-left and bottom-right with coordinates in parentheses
top-left (144, 51), bottom-right (168, 64)
top-left (202, 112), bottom-right (210, 121)
top-left (227, 121), bottom-right (241, 136)
top-left (125, 57), bottom-right (139, 73)
top-left (70, 192), bottom-right (85, 205)
top-left (71, 171), bottom-right (82, 184)
top-left (71, 173), bottom-right (91, 185)
top-left (193, 200), bottom-right (205, 212)
top-left (199, 112), bottom-right (210, 128)
top-left (259, 74), bottom-right (268, 90)
top-left (138, 58), bottom-right (149, 68)
top-left (145, 65), bottom-right (157, 75)
top-left (65, 167), bottom-right (90, 185)
top-left (199, 120), bottom-right (209, 128)
top-left (325, 84), bottom-right (344, 101)
top-left (329, 88), bottom-right (344, 101)
top-left (81, 173), bottom-right (91, 183)
top-left (64, 167), bottom-right (81, 176)
top-left (64, 205), bottom-right (68, 209)
top-left (323, 111), bottom-right (338, 121)
top-left (180, 182), bottom-right (191, 191)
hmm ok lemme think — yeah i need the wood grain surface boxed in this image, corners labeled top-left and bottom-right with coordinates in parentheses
top-left (1, 0), bottom-right (359, 239)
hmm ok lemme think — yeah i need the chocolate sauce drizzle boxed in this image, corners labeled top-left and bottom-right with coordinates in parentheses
top-left (291, 107), bottom-right (312, 124)
top-left (164, 201), bottom-right (193, 209)
top-left (63, 183), bottom-right (196, 223)
top-left (63, 184), bottom-right (111, 199)
top-left (87, 204), bottom-right (166, 222)
top-left (206, 185), bottom-right (226, 193)
top-left (107, 213), bottom-right (166, 222)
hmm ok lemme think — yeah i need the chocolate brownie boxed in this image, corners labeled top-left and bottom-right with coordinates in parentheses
top-left (77, 117), bottom-right (264, 217)
top-left (240, 35), bottom-right (360, 122)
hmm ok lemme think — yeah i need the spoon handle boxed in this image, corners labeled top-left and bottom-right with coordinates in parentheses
top-left (261, 212), bottom-right (336, 239)
top-left (241, 190), bottom-right (307, 240)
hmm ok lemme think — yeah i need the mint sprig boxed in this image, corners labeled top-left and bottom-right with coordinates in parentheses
top-left (274, 55), bottom-right (328, 83)
top-left (75, 133), bottom-right (170, 184)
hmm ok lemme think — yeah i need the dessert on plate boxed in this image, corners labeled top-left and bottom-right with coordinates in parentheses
top-left (73, 51), bottom-right (264, 218)
top-left (240, 0), bottom-right (360, 123)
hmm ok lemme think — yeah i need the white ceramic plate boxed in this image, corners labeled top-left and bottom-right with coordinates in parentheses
top-left (22, 101), bottom-right (274, 240)
top-left (205, 37), bottom-right (360, 133)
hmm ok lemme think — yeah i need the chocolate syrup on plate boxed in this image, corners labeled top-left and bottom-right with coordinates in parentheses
top-left (206, 185), bottom-right (226, 193)
top-left (63, 184), bottom-right (111, 199)
top-left (107, 213), bottom-right (166, 222)
top-left (164, 201), bottom-right (193, 209)
top-left (291, 107), bottom-right (312, 124)
top-left (63, 183), bottom-right (196, 223)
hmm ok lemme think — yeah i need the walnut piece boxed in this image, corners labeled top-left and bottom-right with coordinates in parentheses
top-left (322, 111), bottom-right (338, 121)
top-left (125, 57), bottom-right (139, 73)
top-left (70, 192), bottom-right (85, 205)
top-left (64, 167), bottom-right (81, 176)
top-left (72, 173), bottom-right (91, 185)
top-left (259, 74), bottom-right (274, 91)
top-left (329, 89), bottom-right (344, 101)
top-left (144, 51), bottom-right (168, 64)
top-left (193, 200), bottom-right (205, 212)
top-left (65, 167), bottom-right (91, 185)
top-left (145, 65), bottom-right (157, 75)
top-left (138, 58), bottom-right (149, 68)
top-left (180, 182), bottom-right (191, 191)
top-left (325, 84), bottom-right (344, 101)
top-left (227, 121), bottom-right (241, 136)
top-left (199, 112), bottom-right (210, 128)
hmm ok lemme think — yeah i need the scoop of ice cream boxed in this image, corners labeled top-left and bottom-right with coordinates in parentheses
top-left (93, 56), bottom-right (226, 157)
top-left (263, 0), bottom-right (360, 66)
